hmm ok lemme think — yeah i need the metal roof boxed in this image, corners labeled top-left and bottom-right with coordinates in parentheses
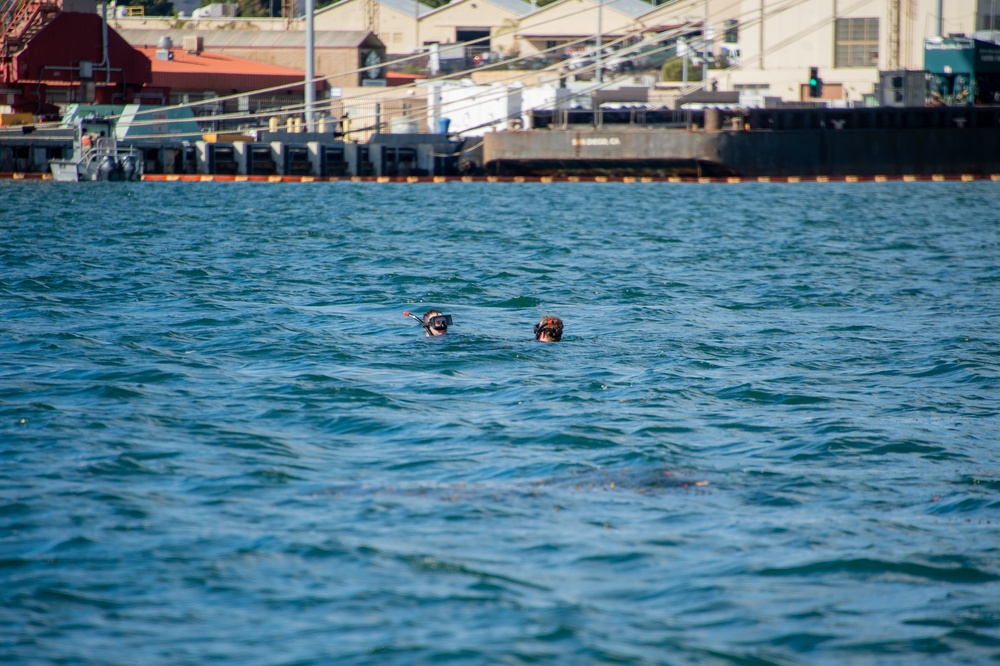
top-left (117, 29), bottom-right (382, 49)
top-left (137, 46), bottom-right (323, 94)
top-left (317, 0), bottom-right (435, 18)
top-left (464, 0), bottom-right (535, 17)
top-left (379, 0), bottom-right (435, 18)
top-left (597, 0), bottom-right (656, 19)
top-left (535, 0), bottom-right (654, 19)
top-left (421, 0), bottom-right (534, 19)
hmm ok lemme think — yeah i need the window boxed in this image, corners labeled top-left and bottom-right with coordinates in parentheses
top-left (723, 19), bottom-right (738, 45)
top-left (456, 29), bottom-right (490, 43)
top-left (835, 18), bottom-right (879, 67)
top-left (735, 83), bottom-right (770, 95)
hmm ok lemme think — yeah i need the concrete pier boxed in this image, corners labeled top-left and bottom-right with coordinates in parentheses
top-left (4, 107), bottom-right (999, 180)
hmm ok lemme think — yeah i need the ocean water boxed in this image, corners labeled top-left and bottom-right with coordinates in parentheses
top-left (1, 180), bottom-right (998, 665)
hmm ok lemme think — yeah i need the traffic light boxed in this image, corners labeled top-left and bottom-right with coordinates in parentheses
top-left (808, 67), bottom-right (823, 98)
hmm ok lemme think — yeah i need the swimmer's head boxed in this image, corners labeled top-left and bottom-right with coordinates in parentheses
top-left (404, 310), bottom-right (452, 336)
top-left (534, 315), bottom-right (563, 342)
top-left (422, 309), bottom-right (450, 336)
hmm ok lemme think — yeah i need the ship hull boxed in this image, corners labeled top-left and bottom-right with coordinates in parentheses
top-left (484, 107), bottom-right (1000, 178)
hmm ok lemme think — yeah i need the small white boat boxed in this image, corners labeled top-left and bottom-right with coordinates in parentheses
top-left (49, 116), bottom-right (143, 182)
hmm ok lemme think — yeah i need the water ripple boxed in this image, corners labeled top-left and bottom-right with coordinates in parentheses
top-left (1, 181), bottom-right (998, 664)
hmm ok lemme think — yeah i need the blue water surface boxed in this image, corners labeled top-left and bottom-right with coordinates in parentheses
top-left (1, 181), bottom-right (999, 665)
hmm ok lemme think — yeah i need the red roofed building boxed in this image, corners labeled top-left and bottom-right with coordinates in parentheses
top-left (118, 29), bottom-right (386, 90)
top-left (138, 43), bottom-right (325, 101)
top-left (135, 42), bottom-right (325, 117)
top-left (386, 71), bottom-right (427, 87)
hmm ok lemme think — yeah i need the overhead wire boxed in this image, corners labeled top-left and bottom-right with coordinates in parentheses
top-left (96, 24), bottom-right (682, 141)
top-left (0, 0), bottom-right (787, 136)
top-left (105, 0), bottom-right (648, 125)
top-left (10, 8), bottom-right (649, 138)
top-left (132, 11), bottom-right (718, 138)
top-left (1, 0), bottom-right (871, 140)
top-left (421, 0), bottom-right (881, 136)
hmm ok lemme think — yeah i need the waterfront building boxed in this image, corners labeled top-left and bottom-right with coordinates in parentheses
top-left (117, 29), bottom-right (386, 89)
top-left (103, 0), bottom-right (998, 106)
top-left (314, 0), bottom-right (434, 56)
top-left (496, 0), bottom-right (654, 56)
top-left (717, 0), bottom-right (982, 104)
top-left (419, 0), bottom-right (534, 67)
top-left (134, 41), bottom-right (324, 110)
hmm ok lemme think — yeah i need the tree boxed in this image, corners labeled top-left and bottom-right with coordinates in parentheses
top-left (190, 0), bottom-right (270, 15)
top-left (125, 0), bottom-right (174, 16)
top-left (236, 0), bottom-right (269, 17)
top-left (661, 58), bottom-right (703, 82)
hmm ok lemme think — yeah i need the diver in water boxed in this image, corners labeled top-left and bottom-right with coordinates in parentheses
top-left (534, 316), bottom-right (563, 342)
top-left (404, 309), bottom-right (453, 336)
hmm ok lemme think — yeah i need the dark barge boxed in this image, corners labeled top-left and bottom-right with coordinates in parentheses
top-left (483, 106), bottom-right (1000, 178)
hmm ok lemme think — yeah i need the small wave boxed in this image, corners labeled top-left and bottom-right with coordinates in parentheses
top-left (84, 455), bottom-right (157, 476)
top-left (247, 468), bottom-right (302, 484)
top-left (480, 296), bottom-right (543, 308)
top-left (175, 267), bottom-right (221, 278)
top-left (177, 316), bottom-right (245, 328)
top-left (768, 632), bottom-right (838, 651)
top-left (0, 500), bottom-right (32, 517)
top-left (35, 586), bottom-right (118, 609)
top-left (396, 552), bottom-right (550, 591)
top-left (210, 428), bottom-right (297, 456)
top-left (869, 440), bottom-right (948, 457)
top-left (908, 360), bottom-right (981, 379)
top-left (715, 383), bottom-right (829, 406)
top-left (927, 496), bottom-right (995, 514)
top-left (757, 558), bottom-right (998, 584)
top-left (49, 535), bottom-right (99, 552)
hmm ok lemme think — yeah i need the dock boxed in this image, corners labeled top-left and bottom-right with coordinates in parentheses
top-left (2, 106), bottom-right (1000, 181)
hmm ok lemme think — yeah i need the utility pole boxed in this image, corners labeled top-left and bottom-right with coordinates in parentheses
top-left (701, 0), bottom-right (708, 88)
top-left (888, 0), bottom-right (900, 69)
top-left (305, 0), bottom-right (315, 132)
top-left (596, 0), bottom-right (603, 83)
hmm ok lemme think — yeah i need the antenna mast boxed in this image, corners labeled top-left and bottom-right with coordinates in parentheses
top-left (887, 0), bottom-right (900, 69)
top-left (365, 0), bottom-right (379, 35)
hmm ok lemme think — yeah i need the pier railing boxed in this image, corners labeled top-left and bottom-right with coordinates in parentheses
top-left (527, 108), bottom-right (694, 130)
top-left (184, 95), bottom-right (420, 142)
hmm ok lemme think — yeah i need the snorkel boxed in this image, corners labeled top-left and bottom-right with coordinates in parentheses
top-left (404, 311), bottom-right (453, 335)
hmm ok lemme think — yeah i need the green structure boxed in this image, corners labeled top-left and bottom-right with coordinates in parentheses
top-left (60, 104), bottom-right (201, 141)
top-left (924, 36), bottom-right (1000, 105)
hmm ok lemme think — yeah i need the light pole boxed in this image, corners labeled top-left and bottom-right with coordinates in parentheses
top-left (596, 0), bottom-right (603, 83)
top-left (701, 0), bottom-right (708, 89)
top-left (305, 0), bottom-right (316, 131)
top-left (415, 0), bottom-right (421, 56)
